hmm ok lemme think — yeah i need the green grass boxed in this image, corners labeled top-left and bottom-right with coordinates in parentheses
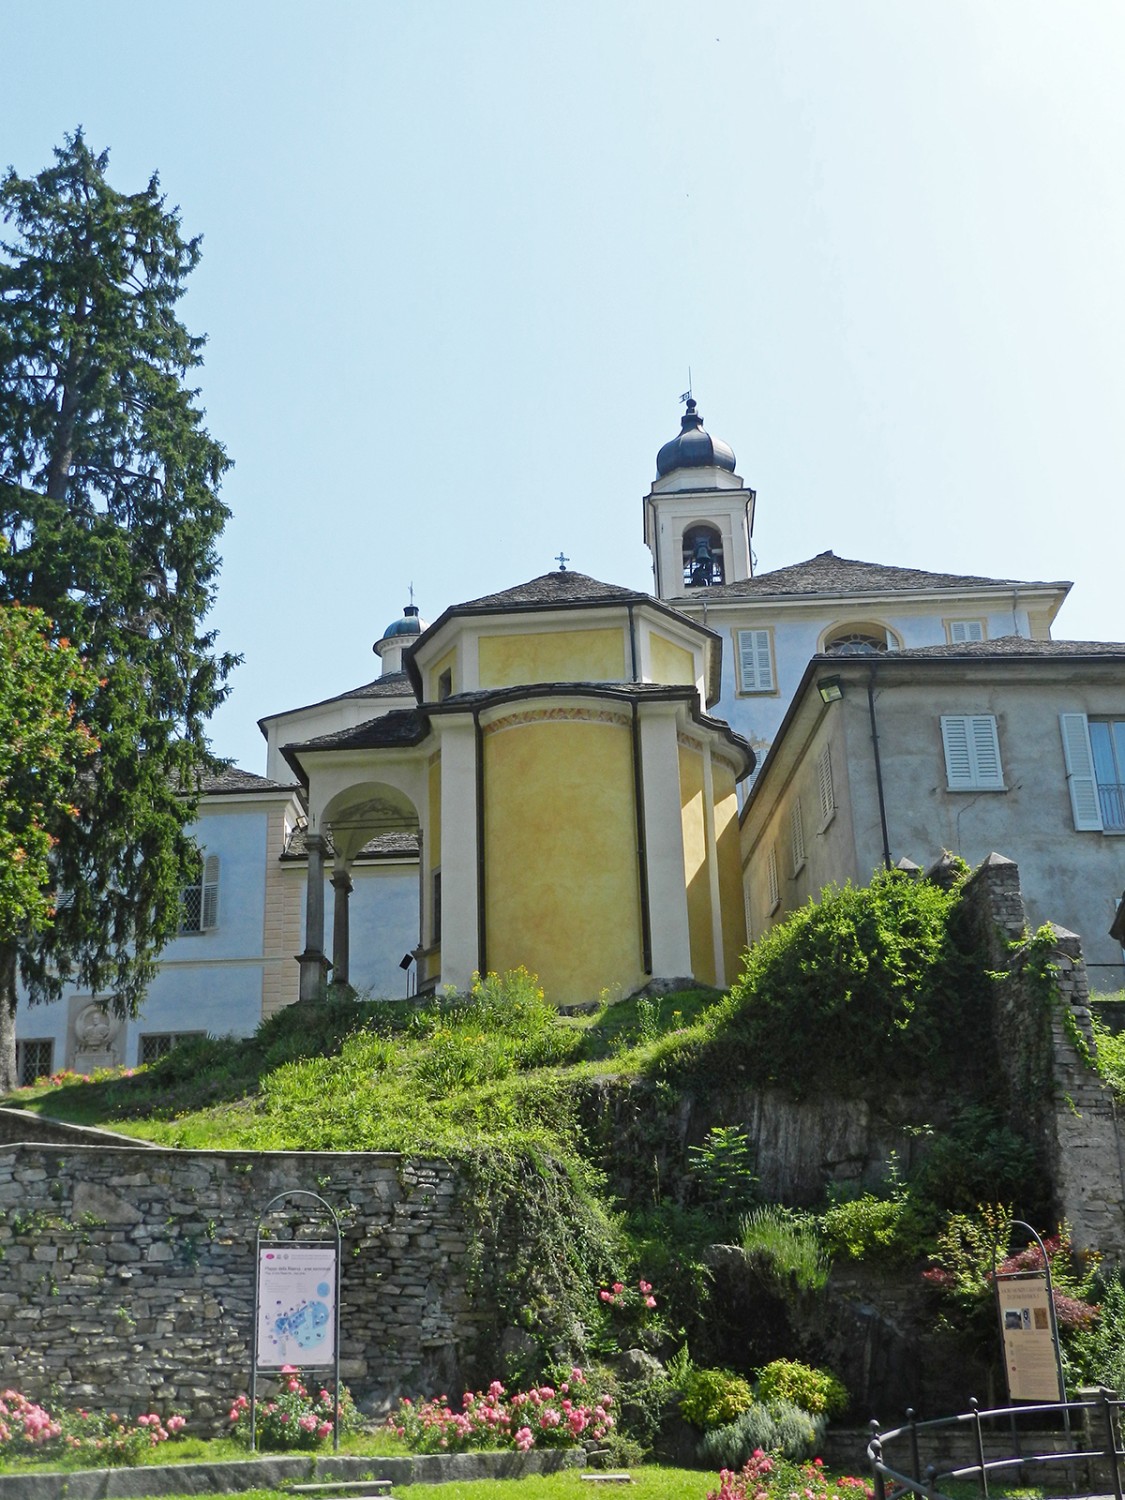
top-left (44, 1471), bottom-right (715, 1500)
top-left (3, 984), bottom-right (727, 1155)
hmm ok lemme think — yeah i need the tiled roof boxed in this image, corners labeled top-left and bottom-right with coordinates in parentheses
top-left (198, 767), bottom-right (292, 794)
top-left (691, 551), bottom-right (1069, 600)
top-left (332, 672), bottom-right (413, 701)
top-left (287, 707), bottom-right (430, 754)
top-left (282, 826), bottom-right (418, 862)
top-left (455, 571), bottom-right (647, 611)
top-left (875, 636), bottom-right (1125, 661)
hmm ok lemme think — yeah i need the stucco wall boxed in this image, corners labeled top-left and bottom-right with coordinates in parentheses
top-left (477, 627), bottom-right (626, 687)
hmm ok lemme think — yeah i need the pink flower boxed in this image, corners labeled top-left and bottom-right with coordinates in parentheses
top-left (598, 1289), bottom-right (612, 1302)
top-left (515, 1425), bottom-right (534, 1451)
top-left (645, 1296), bottom-right (657, 1308)
top-left (612, 1282), bottom-right (625, 1294)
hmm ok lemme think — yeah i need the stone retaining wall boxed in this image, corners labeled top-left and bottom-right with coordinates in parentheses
top-left (0, 1145), bottom-right (487, 1429)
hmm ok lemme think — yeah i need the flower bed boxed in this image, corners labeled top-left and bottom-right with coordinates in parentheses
top-left (708, 1449), bottom-right (874, 1500)
top-left (0, 1390), bottom-right (186, 1466)
top-left (387, 1369), bottom-right (614, 1453)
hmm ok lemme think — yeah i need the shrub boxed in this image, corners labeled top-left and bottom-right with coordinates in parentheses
top-left (229, 1367), bottom-right (361, 1450)
top-left (688, 1126), bottom-right (759, 1224)
top-left (708, 1450), bottom-right (873, 1500)
top-left (755, 1359), bottom-right (848, 1418)
top-left (820, 1193), bottom-right (926, 1266)
top-left (698, 1398), bottom-right (824, 1469)
top-left (387, 1370), bottom-right (614, 1452)
top-left (679, 1368), bottom-right (755, 1431)
top-left (741, 1205), bottom-right (830, 1292)
top-left (0, 1391), bottom-right (187, 1466)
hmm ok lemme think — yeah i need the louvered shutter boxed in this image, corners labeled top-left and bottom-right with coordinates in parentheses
top-left (790, 799), bottom-right (805, 872)
top-left (766, 846), bottom-right (779, 911)
top-left (950, 620), bottom-right (984, 643)
top-left (201, 854), bottom-right (220, 930)
top-left (738, 630), bottom-right (774, 692)
top-left (817, 745), bottom-right (834, 823)
top-left (1059, 713), bottom-right (1103, 831)
top-left (941, 715), bottom-right (1003, 790)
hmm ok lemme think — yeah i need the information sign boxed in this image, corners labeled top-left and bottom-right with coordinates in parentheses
top-left (256, 1244), bottom-right (337, 1368)
top-left (996, 1272), bottom-right (1062, 1402)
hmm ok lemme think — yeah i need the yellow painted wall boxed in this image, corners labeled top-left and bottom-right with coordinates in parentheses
top-left (426, 757), bottom-right (442, 974)
top-left (679, 744), bottom-right (715, 986)
top-left (483, 715), bottom-right (642, 1003)
top-left (713, 764), bottom-right (747, 980)
top-left (649, 634), bottom-right (695, 686)
top-left (428, 648), bottom-right (457, 700)
top-left (478, 628), bottom-right (626, 688)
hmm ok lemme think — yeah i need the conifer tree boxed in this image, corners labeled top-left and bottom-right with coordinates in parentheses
top-left (0, 131), bottom-right (236, 1090)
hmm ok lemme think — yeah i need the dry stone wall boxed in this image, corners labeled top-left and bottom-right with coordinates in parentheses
top-left (0, 1144), bottom-right (488, 1429)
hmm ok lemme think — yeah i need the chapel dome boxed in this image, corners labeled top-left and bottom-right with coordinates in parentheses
top-left (656, 398), bottom-right (736, 478)
top-left (380, 604), bottom-right (424, 640)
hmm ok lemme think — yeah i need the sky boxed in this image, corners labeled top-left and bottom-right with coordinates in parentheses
top-left (3, 1), bottom-right (1123, 772)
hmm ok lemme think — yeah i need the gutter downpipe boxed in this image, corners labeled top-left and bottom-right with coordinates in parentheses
top-left (867, 665), bottom-right (893, 872)
top-left (473, 705), bottom-right (487, 975)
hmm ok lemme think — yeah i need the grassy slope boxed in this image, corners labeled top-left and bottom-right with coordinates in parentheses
top-left (3, 988), bottom-right (723, 1154)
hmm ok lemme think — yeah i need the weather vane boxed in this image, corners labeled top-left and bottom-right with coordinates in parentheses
top-left (680, 367), bottom-right (693, 405)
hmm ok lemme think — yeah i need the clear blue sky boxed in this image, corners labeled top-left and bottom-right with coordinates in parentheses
top-left (4, 1), bottom-right (1122, 772)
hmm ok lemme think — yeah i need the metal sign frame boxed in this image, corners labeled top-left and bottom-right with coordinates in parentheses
top-left (250, 1190), bottom-right (342, 1452)
top-left (992, 1218), bottom-right (1067, 1406)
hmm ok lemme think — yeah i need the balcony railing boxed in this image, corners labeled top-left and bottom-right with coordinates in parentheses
top-left (1099, 781), bottom-right (1125, 831)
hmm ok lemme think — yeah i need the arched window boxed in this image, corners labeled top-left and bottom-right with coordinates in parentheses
top-left (822, 622), bottom-right (899, 656)
top-left (682, 524), bottom-right (725, 587)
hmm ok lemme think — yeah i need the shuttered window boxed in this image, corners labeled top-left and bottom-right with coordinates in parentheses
top-left (736, 629), bottom-right (775, 693)
top-left (180, 853), bottom-right (220, 932)
top-left (790, 798), bottom-right (806, 874)
top-left (817, 745), bottom-right (834, 825)
top-left (940, 715), bottom-right (1004, 791)
top-left (1060, 713), bottom-right (1106, 830)
top-left (948, 619), bottom-right (985, 643)
top-left (766, 845), bottom-right (780, 913)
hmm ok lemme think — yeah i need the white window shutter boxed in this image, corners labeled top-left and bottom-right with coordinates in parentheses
top-left (738, 630), bottom-right (774, 692)
top-left (941, 715), bottom-right (1003, 790)
top-left (201, 854), bottom-right (220, 930)
top-left (790, 799), bottom-right (805, 872)
top-left (1060, 713), bottom-right (1103, 831)
top-left (950, 620), bottom-right (984, 643)
top-left (766, 845), bottom-right (779, 911)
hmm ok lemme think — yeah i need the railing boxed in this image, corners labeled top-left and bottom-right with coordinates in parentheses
top-left (1098, 782), bottom-right (1125, 831)
top-left (868, 1393), bottom-right (1123, 1500)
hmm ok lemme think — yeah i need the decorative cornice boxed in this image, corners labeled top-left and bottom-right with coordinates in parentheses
top-left (483, 706), bottom-right (631, 737)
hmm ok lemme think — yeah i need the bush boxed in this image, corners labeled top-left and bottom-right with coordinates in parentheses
top-left (741, 1205), bottom-right (830, 1292)
top-left (707, 1450), bottom-right (873, 1500)
top-left (229, 1367), bottom-right (361, 1450)
top-left (755, 1360), bottom-right (848, 1418)
top-left (387, 1369), bottom-right (615, 1452)
top-left (716, 869), bottom-right (985, 1099)
top-left (679, 1368), bottom-right (755, 1431)
top-left (820, 1194), bottom-right (926, 1266)
top-left (0, 1391), bottom-right (187, 1465)
top-left (688, 1126), bottom-right (759, 1223)
top-left (698, 1398), bottom-right (824, 1469)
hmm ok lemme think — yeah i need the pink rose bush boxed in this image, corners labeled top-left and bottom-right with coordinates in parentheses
top-left (708, 1451), bottom-right (874, 1500)
top-left (388, 1369), bottom-right (615, 1454)
top-left (229, 1367), bottom-right (361, 1451)
top-left (0, 1391), bottom-right (187, 1465)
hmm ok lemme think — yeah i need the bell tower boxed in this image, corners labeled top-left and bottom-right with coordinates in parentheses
top-left (643, 398), bottom-right (755, 601)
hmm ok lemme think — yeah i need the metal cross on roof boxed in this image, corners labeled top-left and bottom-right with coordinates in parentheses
top-left (555, 552), bottom-right (569, 571)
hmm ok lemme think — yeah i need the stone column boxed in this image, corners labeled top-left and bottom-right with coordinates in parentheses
top-left (296, 832), bottom-right (331, 1001)
top-left (330, 869), bottom-right (353, 991)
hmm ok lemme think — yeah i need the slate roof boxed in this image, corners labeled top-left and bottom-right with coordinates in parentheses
top-left (282, 826), bottom-right (418, 862)
top-left (287, 707), bottom-right (430, 755)
top-left (687, 551), bottom-right (1070, 601)
top-left (198, 767), bottom-right (293, 794)
top-left (874, 636), bottom-right (1125, 661)
top-left (454, 571), bottom-right (647, 611)
top-left (259, 672), bottom-right (413, 726)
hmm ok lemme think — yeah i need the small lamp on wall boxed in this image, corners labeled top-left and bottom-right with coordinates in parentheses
top-left (817, 675), bottom-right (844, 705)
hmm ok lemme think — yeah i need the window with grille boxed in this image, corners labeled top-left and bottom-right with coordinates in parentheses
top-left (940, 715), bottom-right (1004, 791)
top-left (736, 629), bottom-right (775, 693)
top-left (15, 1039), bottom-right (53, 1086)
top-left (1061, 713), bottom-right (1125, 831)
top-left (180, 853), bottom-right (219, 933)
top-left (138, 1031), bottom-right (205, 1066)
top-left (790, 799), bottom-right (806, 875)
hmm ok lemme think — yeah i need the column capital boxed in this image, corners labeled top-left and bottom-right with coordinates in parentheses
top-left (330, 869), bottom-right (354, 895)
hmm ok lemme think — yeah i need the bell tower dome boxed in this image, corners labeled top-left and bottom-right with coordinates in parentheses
top-left (643, 398), bottom-right (755, 600)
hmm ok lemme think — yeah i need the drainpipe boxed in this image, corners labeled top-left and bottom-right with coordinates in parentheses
top-left (630, 702), bottom-right (654, 975)
top-left (473, 706), bottom-right (487, 975)
top-left (867, 666), bottom-right (893, 872)
top-left (627, 601), bottom-right (638, 681)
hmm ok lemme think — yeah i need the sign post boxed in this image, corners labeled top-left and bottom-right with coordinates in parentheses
top-left (250, 1191), bottom-right (342, 1452)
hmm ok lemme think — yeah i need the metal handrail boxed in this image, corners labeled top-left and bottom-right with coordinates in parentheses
top-left (868, 1392), bottom-right (1123, 1500)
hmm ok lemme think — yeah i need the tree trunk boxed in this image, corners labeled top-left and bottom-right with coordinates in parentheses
top-left (0, 941), bottom-right (19, 1095)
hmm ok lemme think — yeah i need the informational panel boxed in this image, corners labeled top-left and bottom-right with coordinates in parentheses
top-left (256, 1245), bottom-right (337, 1368)
top-left (997, 1273), bottom-right (1062, 1402)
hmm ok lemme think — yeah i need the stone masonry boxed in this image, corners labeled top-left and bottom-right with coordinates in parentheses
top-left (0, 1144), bottom-right (489, 1429)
